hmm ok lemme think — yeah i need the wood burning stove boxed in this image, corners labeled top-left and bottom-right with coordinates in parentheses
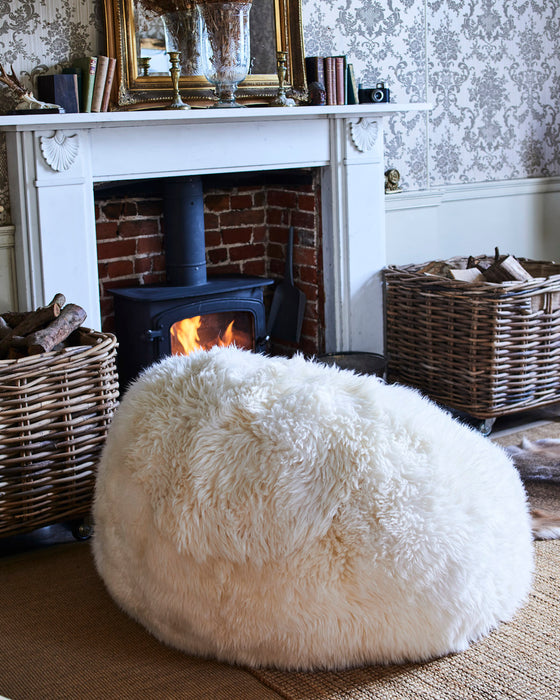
top-left (110, 175), bottom-right (273, 389)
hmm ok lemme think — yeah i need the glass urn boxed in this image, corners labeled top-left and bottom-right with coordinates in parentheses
top-left (161, 6), bottom-right (201, 76)
top-left (196, 0), bottom-right (253, 108)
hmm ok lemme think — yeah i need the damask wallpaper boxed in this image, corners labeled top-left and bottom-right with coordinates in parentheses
top-left (1, 0), bottom-right (560, 225)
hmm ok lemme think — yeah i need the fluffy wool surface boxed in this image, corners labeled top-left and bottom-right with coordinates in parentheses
top-left (92, 347), bottom-right (534, 671)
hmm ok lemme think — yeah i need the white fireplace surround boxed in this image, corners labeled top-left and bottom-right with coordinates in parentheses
top-left (0, 104), bottom-right (428, 354)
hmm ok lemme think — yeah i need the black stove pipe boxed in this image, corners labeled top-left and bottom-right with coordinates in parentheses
top-left (163, 176), bottom-right (207, 286)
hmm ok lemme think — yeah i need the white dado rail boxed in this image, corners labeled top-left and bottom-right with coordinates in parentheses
top-left (0, 104), bottom-right (428, 354)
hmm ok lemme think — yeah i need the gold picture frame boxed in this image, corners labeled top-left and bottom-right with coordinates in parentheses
top-left (103, 0), bottom-right (306, 109)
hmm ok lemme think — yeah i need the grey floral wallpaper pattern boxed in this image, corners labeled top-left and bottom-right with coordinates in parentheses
top-left (0, 0), bottom-right (104, 224)
top-left (302, 0), bottom-right (560, 190)
top-left (1, 0), bottom-right (560, 225)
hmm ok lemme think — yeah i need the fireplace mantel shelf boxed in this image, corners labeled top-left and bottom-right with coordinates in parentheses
top-left (0, 103), bottom-right (428, 131)
top-left (2, 102), bottom-right (430, 354)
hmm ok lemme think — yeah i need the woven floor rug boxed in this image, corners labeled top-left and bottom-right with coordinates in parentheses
top-left (0, 422), bottom-right (559, 700)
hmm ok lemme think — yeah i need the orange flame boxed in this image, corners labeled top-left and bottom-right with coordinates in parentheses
top-left (170, 315), bottom-right (251, 356)
top-left (170, 316), bottom-right (202, 355)
top-left (218, 320), bottom-right (235, 347)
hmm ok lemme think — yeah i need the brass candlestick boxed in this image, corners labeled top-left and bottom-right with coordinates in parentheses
top-left (272, 51), bottom-right (296, 107)
top-left (167, 51), bottom-right (190, 110)
top-left (138, 57), bottom-right (151, 77)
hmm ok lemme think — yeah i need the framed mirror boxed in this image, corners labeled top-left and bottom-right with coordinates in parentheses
top-left (103, 0), bottom-right (306, 109)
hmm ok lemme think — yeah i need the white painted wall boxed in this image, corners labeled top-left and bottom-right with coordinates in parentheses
top-left (0, 225), bottom-right (17, 312)
top-left (385, 178), bottom-right (560, 267)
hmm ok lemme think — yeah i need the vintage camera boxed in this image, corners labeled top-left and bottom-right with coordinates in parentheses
top-left (358, 82), bottom-right (390, 104)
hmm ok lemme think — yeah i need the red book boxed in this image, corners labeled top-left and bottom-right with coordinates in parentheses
top-left (91, 55), bottom-right (109, 112)
top-left (101, 57), bottom-right (117, 112)
top-left (334, 56), bottom-right (346, 105)
top-left (324, 57), bottom-right (336, 106)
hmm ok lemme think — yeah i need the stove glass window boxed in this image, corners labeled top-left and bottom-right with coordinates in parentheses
top-left (170, 312), bottom-right (254, 355)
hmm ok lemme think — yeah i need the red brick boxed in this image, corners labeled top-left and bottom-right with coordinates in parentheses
top-left (97, 238), bottom-right (137, 260)
top-left (153, 255), bottom-right (166, 272)
top-left (205, 229), bottom-right (222, 247)
top-left (208, 263), bottom-right (242, 275)
top-left (299, 183), bottom-right (315, 194)
top-left (104, 278), bottom-right (137, 290)
top-left (298, 265), bottom-right (319, 285)
top-left (268, 226), bottom-right (290, 243)
top-left (118, 220), bottom-right (160, 238)
top-left (266, 209), bottom-right (286, 226)
top-left (242, 259), bottom-right (266, 276)
top-left (110, 200), bottom-right (138, 218)
top-left (142, 272), bottom-right (166, 285)
top-left (267, 243), bottom-right (285, 260)
top-left (208, 248), bottom-right (228, 264)
top-left (204, 213), bottom-right (220, 230)
top-left (100, 202), bottom-right (125, 220)
top-left (229, 243), bottom-right (266, 262)
top-left (291, 210), bottom-right (315, 230)
top-left (222, 227), bottom-right (251, 245)
top-left (269, 259), bottom-right (286, 277)
top-left (220, 209), bottom-right (264, 227)
top-left (301, 317), bottom-right (318, 337)
top-left (297, 194), bottom-right (317, 212)
top-left (96, 222), bottom-right (119, 240)
top-left (298, 281), bottom-right (318, 302)
top-left (294, 247), bottom-right (317, 267)
top-left (97, 261), bottom-right (109, 278)
top-left (100, 297), bottom-right (114, 316)
top-left (137, 200), bottom-right (164, 217)
top-left (299, 337), bottom-right (319, 355)
top-left (297, 229), bottom-right (318, 247)
top-left (205, 193), bottom-right (231, 212)
top-left (107, 259), bottom-right (134, 278)
top-left (230, 194), bottom-right (253, 210)
top-left (134, 256), bottom-right (153, 274)
top-left (267, 189), bottom-right (298, 208)
top-left (253, 191), bottom-right (266, 207)
top-left (252, 225), bottom-right (267, 243)
top-left (300, 303), bottom-right (318, 321)
top-left (136, 235), bottom-right (164, 254)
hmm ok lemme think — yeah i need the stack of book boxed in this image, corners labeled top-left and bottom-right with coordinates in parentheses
top-left (305, 55), bottom-right (358, 106)
top-left (37, 56), bottom-right (117, 113)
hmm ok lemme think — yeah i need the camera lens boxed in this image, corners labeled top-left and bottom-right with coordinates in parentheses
top-left (373, 90), bottom-right (384, 102)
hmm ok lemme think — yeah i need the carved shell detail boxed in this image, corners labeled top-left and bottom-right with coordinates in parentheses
top-left (349, 119), bottom-right (379, 153)
top-left (40, 131), bottom-right (79, 172)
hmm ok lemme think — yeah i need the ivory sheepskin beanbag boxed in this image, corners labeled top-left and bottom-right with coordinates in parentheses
top-left (92, 346), bottom-right (534, 671)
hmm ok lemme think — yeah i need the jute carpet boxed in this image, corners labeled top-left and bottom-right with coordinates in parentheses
top-left (1, 422), bottom-right (559, 700)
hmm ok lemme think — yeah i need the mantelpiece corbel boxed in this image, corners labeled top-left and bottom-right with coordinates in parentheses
top-left (0, 103), bottom-right (429, 354)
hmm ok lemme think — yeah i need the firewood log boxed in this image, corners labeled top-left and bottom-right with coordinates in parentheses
top-left (0, 298), bottom-right (66, 359)
top-left (481, 255), bottom-right (533, 283)
top-left (26, 304), bottom-right (87, 355)
top-left (1, 293), bottom-right (66, 329)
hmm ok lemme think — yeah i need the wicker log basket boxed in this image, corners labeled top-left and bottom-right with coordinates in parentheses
top-left (384, 256), bottom-right (560, 429)
top-left (0, 329), bottom-right (119, 538)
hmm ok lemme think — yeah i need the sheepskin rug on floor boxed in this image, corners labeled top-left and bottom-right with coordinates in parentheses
top-left (93, 346), bottom-right (534, 671)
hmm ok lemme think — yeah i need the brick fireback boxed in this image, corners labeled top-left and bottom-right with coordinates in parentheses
top-left (94, 169), bottom-right (325, 356)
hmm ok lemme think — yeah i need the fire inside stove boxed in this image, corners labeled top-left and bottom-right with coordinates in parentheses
top-left (170, 312), bottom-right (254, 355)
